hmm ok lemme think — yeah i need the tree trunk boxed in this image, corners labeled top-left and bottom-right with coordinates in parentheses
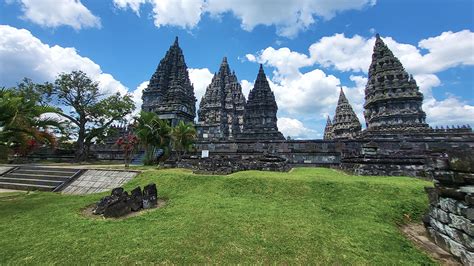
top-left (75, 121), bottom-right (86, 162)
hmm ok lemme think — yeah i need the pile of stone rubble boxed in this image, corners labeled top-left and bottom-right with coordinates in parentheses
top-left (93, 183), bottom-right (158, 218)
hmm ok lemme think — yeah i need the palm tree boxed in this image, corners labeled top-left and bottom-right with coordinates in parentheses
top-left (0, 88), bottom-right (62, 156)
top-left (134, 112), bottom-right (171, 165)
top-left (171, 121), bottom-right (196, 161)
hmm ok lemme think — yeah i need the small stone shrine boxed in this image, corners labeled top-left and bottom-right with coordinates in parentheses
top-left (324, 87), bottom-right (361, 140)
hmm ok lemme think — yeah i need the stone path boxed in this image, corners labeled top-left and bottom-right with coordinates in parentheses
top-left (401, 223), bottom-right (460, 265)
top-left (62, 170), bottom-right (138, 195)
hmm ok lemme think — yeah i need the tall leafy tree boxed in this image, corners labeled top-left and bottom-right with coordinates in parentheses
top-left (171, 120), bottom-right (196, 161)
top-left (135, 111), bottom-right (171, 165)
top-left (0, 82), bottom-right (62, 156)
top-left (48, 71), bottom-right (135, 161)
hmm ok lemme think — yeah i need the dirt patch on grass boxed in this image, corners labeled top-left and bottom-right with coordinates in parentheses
top-left (80, 199), bottom-right (167, 220)
top-left (400, 223), bottom-right (460, 265)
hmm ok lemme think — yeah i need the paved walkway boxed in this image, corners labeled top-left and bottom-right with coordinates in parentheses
top-left (62, 170), bottom-right (138, 195)
top-left (0, 188), bottom-right (23, 193)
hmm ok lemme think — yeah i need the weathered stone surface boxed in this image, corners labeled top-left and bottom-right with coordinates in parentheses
top-left (364, 34), bottom-right (428, 132)
top-left (197, 57), bottom-right (246, 141)
top-left (103, 191), bottom-right (131, 218)
top-left (141, 37), bottom-right (196, 126)
top-left (450, 213), bottom-right (474, 237)
top-left (430, 207), bottom-right (451, 224)
top-left (444, 226), bottom-right (474, 251)
top-left (130, 186), bottom-right (143, 212)
top-left (238, 65), bottom-right (284, 141)
top-left (143, 183), bottom-right (158, 209)
top-left (93, 196), bottom-right (113, 215)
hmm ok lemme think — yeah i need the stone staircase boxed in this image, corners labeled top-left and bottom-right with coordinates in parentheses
top-left (0, 166), bottom-right (84, 192)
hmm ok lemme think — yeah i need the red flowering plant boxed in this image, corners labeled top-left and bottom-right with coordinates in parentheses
top-left (115, 133), bottom-right (139, 168)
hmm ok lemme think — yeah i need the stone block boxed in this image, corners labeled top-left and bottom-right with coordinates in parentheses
top-left (129, 186), bottom-right (143, 212)
top-left (450, 213), bottom-right (474, 237)
top-left (444, 225), bottom-right (474, 251)
top-left (143, 183), bottom-right (158, 209)
top-left (430, 207), bottom-right (451, 224)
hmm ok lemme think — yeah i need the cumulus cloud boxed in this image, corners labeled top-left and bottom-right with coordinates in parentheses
top-left (112, 0), bottom-right (376, 37)
top-left (0, 25), bottom-right (127, 97)
top-left (277, 117), bottom-right (319, 139)
top-left (9, 0), bottom-right (101, 30)
top-left (309, 30), bottom-right (474, 75)
top-left (188, 68), bottom-right (214, 107)
top-left (246, 30), bottom-right (474, 133)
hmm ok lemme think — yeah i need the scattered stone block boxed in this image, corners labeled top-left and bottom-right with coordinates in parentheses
top-left (143, 183), bottom-right (158, 209)
top-left (130, 186), bottom-right (143, 212)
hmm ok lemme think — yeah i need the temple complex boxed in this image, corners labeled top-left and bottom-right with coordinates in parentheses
top-left (197, 57), bottom-right (246, 141)
top-left (238, 65), bottom-right (285, 141)
top-left (364, 34), bottom-right (428, 131)
top-left (141, 37), bottom-right (196, 126)
top-left (325, 88), bottom-right (361, 140)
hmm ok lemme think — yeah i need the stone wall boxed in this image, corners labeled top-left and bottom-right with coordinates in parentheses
top-left (423, 147), bottom-right (474, 265)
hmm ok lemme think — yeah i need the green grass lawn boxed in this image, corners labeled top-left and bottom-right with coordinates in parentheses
top-left (0, 168), bottom-right (434, 264)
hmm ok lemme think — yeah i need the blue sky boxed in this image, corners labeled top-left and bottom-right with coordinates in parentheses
top-left (1, 0), bottom-right (473, 138)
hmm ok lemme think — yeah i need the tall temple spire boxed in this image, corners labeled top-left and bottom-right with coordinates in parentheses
top-left (323, 116), bottom-right (334, 140)
top-left (197, 57), bottom-right (246, 141)
top-left (239, 65), bottom-right (284, 140)
top-left (330, 87), bottom-right (361, 139)
top-left (141, 37), bottom-right (196, 126)
top-left (364, 34), bottom-right (428, 131)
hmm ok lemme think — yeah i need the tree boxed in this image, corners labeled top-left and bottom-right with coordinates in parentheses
top-left (115, 133), bottom-right (139, 168)
top-left (171, 120), bottom-right (196, 161)
top-left (135, 111), bottom-right (171, 165)
top-left (0, 82), bottom-right (62, 156)
top-left (48, 71), bottom-right (135, 161)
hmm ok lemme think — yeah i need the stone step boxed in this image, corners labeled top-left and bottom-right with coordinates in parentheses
top-left (3, 173), bottom-right (71, 181)
top-left (0, 181), bottom-right (55, 191)
top-left (0, 177), bottom-right (63, 187)
top-left (13, 169), bottom-right (79, 176)
top-left (16, 167), bottom-right (79, 173)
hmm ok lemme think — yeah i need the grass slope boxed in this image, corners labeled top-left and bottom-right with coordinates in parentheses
top-left (0, 168), bottom-right (434, 264)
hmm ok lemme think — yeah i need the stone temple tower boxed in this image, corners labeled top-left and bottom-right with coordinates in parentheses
top-left (364, 34), bottom-right (428, 131)
top-left (141, 37), bottom-right (196, 126)
top-left (330, 87), bottom-right (361, 139)
top-left (323, 116), bottom-right (333, 140)
top-left (239, 65), bottom-right (284, 141)
top-left (197, 57), bottom-right (246, 141)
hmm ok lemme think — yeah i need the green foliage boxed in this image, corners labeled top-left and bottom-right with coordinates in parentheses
top-left (50, 71), bottom-right (135, 161)
top-left (171, 120), bottom-right (196, 160)
top-left (0, 81), bottom-right (63, 156)
top-left (0, 168), bottom-right (434, 264)
top-left (135, 111), bottom-right (171, 165)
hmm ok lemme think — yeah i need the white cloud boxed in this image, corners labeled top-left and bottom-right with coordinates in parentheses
top-left (0, 24), bottom-right (127, 96)
top-left (188, 67), bottom-right (214, 108)
top-left (246, 30), bottom-right (474, 133)
top-left (277, 117), bottom-right (319, 139)
top-left (240, 80), bottom-right (253, 98)
top-left (112, 0), bottom-right (376, 37)
top-left (113, 0), bottom-right (146, 15)
top-left (308, 30), bottom-right (474, 75)
top-left (130, 81), bottom-right (148, 115)
top-left (10, 0), bottom-right (101, 30)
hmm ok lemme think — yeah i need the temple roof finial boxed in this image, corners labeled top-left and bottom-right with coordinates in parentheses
top-left (174, 36), bottom-right (179, 45)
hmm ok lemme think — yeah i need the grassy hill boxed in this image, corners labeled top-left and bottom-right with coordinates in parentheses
top-left (0, 168), bottom-right (434, 264)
